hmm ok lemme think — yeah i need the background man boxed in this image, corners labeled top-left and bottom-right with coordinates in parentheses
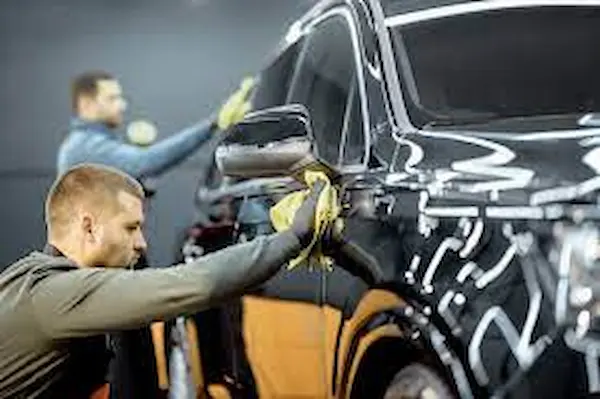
top-left (57, 70), bottom-right (254, 398)
top-left (0, 163), bottom-right (324, 399)
top-left (58, 70), bottom-right (253, 178)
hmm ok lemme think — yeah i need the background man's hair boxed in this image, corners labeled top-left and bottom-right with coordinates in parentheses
top-left (46, 163), bottom-right (144, 236)
top-left (71, 70), bottom-right (115, 113)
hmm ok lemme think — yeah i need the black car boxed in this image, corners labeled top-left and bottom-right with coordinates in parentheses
top-left (179, 1), bottom-right (600, 398)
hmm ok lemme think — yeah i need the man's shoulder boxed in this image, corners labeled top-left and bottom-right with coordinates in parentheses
top-left (65, 126), bottom-right (114, 142)
top-left (59, 127), bottom-right (113, 156)
top-left (58, 125), bottom-right (121, 173)
top-left (14, 250), bottom-right (76, 268)
top-left (0, 251), bottom-right (78, 289)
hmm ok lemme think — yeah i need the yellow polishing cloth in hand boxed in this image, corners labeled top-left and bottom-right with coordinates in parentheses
top-left (217, 76), bottom-right (255, 131)
top-left (270, 170), bottom-right (341, 270)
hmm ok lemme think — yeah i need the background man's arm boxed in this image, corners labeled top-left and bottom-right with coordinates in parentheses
top-left (66, 117), bottom-right (215, 179)
top-left (31, 231), bottom-right (300, 339)
top-left (58, 77), bottom-right (255, 178)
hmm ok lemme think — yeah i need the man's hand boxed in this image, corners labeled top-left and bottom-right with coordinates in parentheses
top-left (290, 180), bottom-right (327, 246)
top-left (216, 77), bottom-right (255, 131)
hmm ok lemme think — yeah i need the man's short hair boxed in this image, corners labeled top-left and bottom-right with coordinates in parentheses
top-left (71, 70), bottom-right (115, 112)
top-left (46, 164), bottom-right (145, 236)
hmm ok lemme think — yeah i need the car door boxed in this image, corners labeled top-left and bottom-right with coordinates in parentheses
top-left (244, 10), bottom-right (370, 396)
top-left (239, 6), bottom-right (388, 397)
top-left (284, 6), bottom-right (383, 397)
top-left (233, 30), bottom-right (328, 399)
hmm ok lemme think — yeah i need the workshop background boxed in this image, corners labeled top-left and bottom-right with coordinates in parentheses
top-left (0, 0), bottom-right (317, 268)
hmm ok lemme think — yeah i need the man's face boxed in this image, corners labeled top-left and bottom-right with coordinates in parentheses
top-left (88, 191), bottom-right (147, 268)
top-left (92, 79), bottom-right (127, 128)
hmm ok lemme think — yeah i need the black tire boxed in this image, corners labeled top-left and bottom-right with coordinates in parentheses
top-left (383, 363), bottom-right (454, 399)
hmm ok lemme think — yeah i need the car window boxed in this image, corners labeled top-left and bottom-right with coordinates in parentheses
top-left (287, 14), bottom-right (365, 166)
top-left (252, 39), bottom-right (303, 110)
top-left (390, 6), bottom-right (600, 130)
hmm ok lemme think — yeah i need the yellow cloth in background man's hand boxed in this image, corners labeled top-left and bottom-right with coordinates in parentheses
top-left (217, 76), bottom-right (255, 131)
top-left (270, 170), bottom-right (341, 270)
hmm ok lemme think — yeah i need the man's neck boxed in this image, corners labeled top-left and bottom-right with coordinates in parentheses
top-left (72, 114), bottom-right (112, 131)
top-left (76, 109), bottom-right (100, 123)
top-left (47, 239), bottom-right (90, 268)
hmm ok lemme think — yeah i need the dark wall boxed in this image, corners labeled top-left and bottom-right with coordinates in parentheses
top-left (0, 0), bottom-right (316, 267)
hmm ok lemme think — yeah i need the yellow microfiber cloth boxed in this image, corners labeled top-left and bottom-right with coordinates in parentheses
top-left (270, 170), bottom-right (341, 270)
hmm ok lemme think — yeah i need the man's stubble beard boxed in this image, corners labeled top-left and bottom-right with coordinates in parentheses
top-left (100, 112), bottom-right (123, 130)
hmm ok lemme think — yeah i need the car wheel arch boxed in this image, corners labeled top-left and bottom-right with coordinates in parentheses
top-left (337, 285), bottom-right (473, 399)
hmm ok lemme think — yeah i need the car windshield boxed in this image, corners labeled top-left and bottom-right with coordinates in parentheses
top-left (386, 6), bottom-right (600, 130)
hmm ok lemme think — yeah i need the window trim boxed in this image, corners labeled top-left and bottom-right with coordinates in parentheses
top-left (286, 6), bottom-right (371, 171)
top-left (384, 0), bottom-right (600, 28)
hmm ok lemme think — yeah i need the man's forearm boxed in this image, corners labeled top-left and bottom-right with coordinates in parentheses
top-left (185, 230), bottom-right (300, 302)
top-left (32, 230), bottom-right (301, 338)
top-left (134, 116), bottom-right (216, 177)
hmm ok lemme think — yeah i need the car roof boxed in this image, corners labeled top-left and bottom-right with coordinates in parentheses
top-left (257, 0), bottom-right (474, 76)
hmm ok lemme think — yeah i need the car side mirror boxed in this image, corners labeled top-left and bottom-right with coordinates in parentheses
top-left (215, 104), bottom-right (337, 181)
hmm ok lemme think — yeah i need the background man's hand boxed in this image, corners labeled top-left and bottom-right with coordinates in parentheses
top-left (216, 76), bottom-right (255, 131)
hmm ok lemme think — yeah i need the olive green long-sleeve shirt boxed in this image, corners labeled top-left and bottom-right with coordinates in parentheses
top-left (0, 230), bottom-right (300, 398)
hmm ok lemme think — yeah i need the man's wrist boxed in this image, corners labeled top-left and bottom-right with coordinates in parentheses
top-left (291, 227), bottom-right (313, 248)
top-left (275, 230), bottom-right (304, 256)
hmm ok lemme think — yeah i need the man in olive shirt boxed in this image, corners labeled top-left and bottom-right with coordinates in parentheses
top-left (0, 163), bottom-right (324, 399)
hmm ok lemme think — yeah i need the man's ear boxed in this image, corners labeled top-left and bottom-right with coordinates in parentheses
top-left (78, 95), bottom-right (96, 115)
top-left (81, 213), bottom-right (97, 243)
